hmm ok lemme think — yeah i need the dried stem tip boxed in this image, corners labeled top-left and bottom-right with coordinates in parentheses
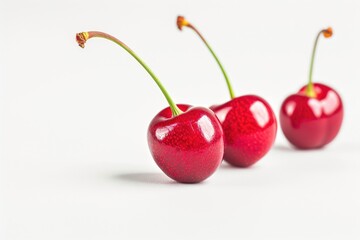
top-left (323, 27), bottom-right (333, 38)
top-left (177, 16), bottom-right (190, 30)
top-left (76, 32), bottom-right (90, 48)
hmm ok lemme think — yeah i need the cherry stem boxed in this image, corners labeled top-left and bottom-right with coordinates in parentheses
top-left (76, 31), bottom-right (182, 116)
top-left (307, 27), bottom-right (333, 97)
top-left (177, 16), bottom-right (235, 99)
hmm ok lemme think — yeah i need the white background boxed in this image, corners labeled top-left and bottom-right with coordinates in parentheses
top-left (1, 0), bottom-right (360, 239)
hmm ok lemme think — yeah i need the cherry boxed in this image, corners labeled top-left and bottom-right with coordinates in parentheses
top-left (76, 31), bottom-right (224, 183)
top-left (280, 27), bottom-right (343, 149)
top-left (177, 16), bottom-right (277, 168)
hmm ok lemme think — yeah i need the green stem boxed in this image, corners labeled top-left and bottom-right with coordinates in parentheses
top-left (183, 23), bottom-right (235, 99)
top-left (76, 31), bottom-right (182, 116)
top-left (306, 30), bottom-right (324, 97)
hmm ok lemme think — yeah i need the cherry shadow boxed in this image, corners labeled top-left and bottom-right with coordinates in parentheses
top-left (219, 162), bottom-right (261, 171)
top-left (112, 172), bottom-right (209, 185)
top-left (112, 172), bottom-right (176, 185)
top-left (272, 144), bottom-right (295, 152)
top-left (218, 160), bottom-right (261, 172)
top-left (273, 144), bottom-right (325, 152)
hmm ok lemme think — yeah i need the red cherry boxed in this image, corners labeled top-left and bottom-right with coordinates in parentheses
top-left (148, 104), bottom-right (224, 183)
top-left (76, 31), bottom-right (224, 183)
top-left (280, 83), bottom-right (343, 149)
top-left (280, 27), bottom-right (343, 149)
top-left (177, 16), bottom-right (277, 167)
top-left (211, 96), bottom-right (277, 167)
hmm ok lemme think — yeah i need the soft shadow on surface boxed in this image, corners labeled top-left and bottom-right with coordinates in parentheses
top-left (112, 172), bottom-right (176, 185)
top-left (273, 144), bottom-right (324, 152)
top-left (112, 172), bottom-right (208, 185)
top-left (219, 162), bottom-right (260, 171)
top-left (273, 144), bottom-right (295, 152)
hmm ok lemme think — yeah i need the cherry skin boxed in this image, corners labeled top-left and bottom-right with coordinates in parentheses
top-left (148, 104), bottom-right (224, 183)
top-left (210, 96), bottom-right (277, 167)
top-left (76, 31), bottom-right (224, 183)
top-left (280, 83), bottom-right (343, 149)
top-left (177, 16), bottom-right (277, 167)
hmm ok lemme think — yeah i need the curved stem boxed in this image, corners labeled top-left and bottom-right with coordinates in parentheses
top-left (306, 31), bottom-right (322, 97)
top-left (76, 31), bottom-right (182, 116)
top-left (177, 17), bottom-right (235, 99)
top-left (306, 27), bottom-right (333, 97)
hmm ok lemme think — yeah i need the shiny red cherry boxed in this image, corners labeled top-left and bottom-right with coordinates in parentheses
top-left (177, 16), bottom-right (277, 167)
top-left (280, 83), bottom-right (343, 149)
top-left (148, 104), bottom-right (224, 183)
top-left (280, 27), bottom-right (343, 149)
top-left (76, 31), bottom-right (224, 183)
top-left (210, 96), bottom-right (276, 167)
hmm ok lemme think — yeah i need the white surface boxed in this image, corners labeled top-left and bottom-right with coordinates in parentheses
top-left (1, 0), bottom-right (360, 239)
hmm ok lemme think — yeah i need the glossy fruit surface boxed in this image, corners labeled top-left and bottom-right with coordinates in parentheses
top-left (148, 104), bottom-right (224, 183)
top-left (280, 83), bottom-right (343, 149)
top-left (211, 95), bottom-right (277, 167)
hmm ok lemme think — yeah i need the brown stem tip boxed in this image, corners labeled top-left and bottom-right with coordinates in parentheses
top-left (323, 27), bottom-right (333, 38)
top-left (76, 32), bottom-right (89, 48)
top-left (177, 16), bottom-right (190, 30)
